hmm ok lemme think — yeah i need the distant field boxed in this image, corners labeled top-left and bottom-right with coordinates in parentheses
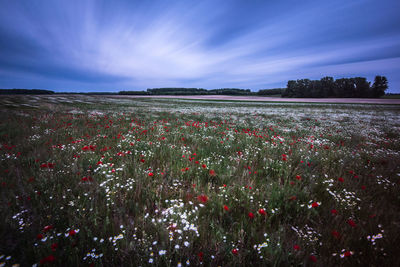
top-left (381, 94), bottom-right (400, 99)
top-left (115, 94), bottom-right (400, 104)
top-left (0, 95), bottom-right (399, 266)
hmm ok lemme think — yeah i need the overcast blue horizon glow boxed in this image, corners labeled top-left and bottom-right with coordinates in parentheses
top-left (1, 0), bottom-right (400, 93)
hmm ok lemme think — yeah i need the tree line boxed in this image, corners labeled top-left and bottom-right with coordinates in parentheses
top-left (282, 76), bottom-right (388, 98)
top-left (120, 76), bottom-right (388, 98)
top-left (0, 89), bottom-right (55, 95)
top-left (119, 88), bottom-right (253, 96)
top-left (0, 75), bottom-right (389, 97)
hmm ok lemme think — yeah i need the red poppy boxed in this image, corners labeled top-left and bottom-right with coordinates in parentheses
top-left (347, 219), bottom-right (357, 227)
top-left (51, 243), bottom-right (59, 251)
top-left (40, 163), bottom-right (54, 169)
top-left (223, 205), bottom-right (229, 211)
top-left (209, 169), bottom-right (216, 176)
top-left (69, 229), bottom-right (76, 236)
top-left (293, 244), bottom-right (300, 251)
top-left (258, 208), bottom-right (266, 216)
top-left (295, 175), bottom-right (301, 180)
top-left (248, 212), bottom-right (255, 219)
top-left (197, 195), bottom-right (208, 203)
top-left (309, 255), bottom-right (317, 262)
top-left (232, 248), bottom-right (238, 255)
top-left (197, 252), bottom-right (203, 262)
top-left (148, 172), bottom-right (154, 177)
top-left (47, 163), bottom-right (55, 168)
top-left (311, 202), bottom-right (319, 208)
top-left (202, 164), bottom-right (207, 169)
top-left (331, 230), bottom-right (340, 239)
top-left (43, 225), bottom-right (53, 232)
top-left (331, 209), bottom-right (338, 215)
top-left (37, 233), bottom-right (44, 240)
top-left (344, 251), bottom-right (352, 257)
top-left (338, 177), bottom-right (344, 182)
top-left (81, 176), bottom-right (91, 182)
top-left (40, 255), bottom-right (55, 264)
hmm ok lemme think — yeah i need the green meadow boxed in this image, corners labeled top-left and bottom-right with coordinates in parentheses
top-left (1, 95), bottom-right (399, 266)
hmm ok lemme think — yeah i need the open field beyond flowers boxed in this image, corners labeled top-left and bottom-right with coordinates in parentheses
top-left (0, 95), bottom-right (400, 266)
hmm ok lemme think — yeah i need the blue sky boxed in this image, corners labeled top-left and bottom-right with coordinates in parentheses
top-left (1, 0), bottom-right (399, 92)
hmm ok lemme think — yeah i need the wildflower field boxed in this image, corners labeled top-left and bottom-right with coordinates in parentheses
top-left (1, 95), bottom-right (399, 266)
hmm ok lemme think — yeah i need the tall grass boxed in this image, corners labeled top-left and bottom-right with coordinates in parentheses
top-left (0, 95), bottom-right (399, 266)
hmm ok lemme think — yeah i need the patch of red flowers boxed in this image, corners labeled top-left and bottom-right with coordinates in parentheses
top-left (331, 209), bottom-right (338, 215)
top-left (40, 163), bottom-right (55, 169)
top-left (293, 244), bottom-right (300, 251)
top-left (209, 169), bottom-right (216, 176)
top-left (223, 205), bottom-right (229, 211)
top-left (197, 195), bottom-right (208, 203)
top-left (232, 248), bottom-right (238, 255)
top-left (81, 176), bottom-right (93, 182)
top-left (82, 145), bottom-right (96, 151)
top-left (248, 212), bottom-right (255, 219)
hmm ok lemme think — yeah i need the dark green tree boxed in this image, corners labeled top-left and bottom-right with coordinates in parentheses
top-left (320, 76), bottom-right (335, 97)
top-left (352, 77), bottom-right (370, 97)
top-left (371, 75), bottom-right (388, 98)
top-left (282, 80), bottom-right (297, 97)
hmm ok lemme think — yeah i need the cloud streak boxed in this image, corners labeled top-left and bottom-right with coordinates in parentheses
top-left (1, 0), bottom-right (399, 92)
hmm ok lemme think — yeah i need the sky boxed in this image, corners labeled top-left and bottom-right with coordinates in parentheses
top-left (0, 0), bottom-right (400, 93)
